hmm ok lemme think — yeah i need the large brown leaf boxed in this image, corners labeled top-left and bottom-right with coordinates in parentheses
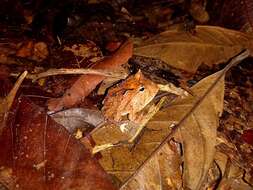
top-left (92, 50), bottom-right (249, 189)
top-left (0, 98), bottom-right (116, 190)
top-left (176, 71), bottom-right (224, 189)
top-left (134, 26), bottom-right (253, 72)
top-left (91, 68), bottom-right (224, 189)
top-left (120, 69), bottom-right (225, 190)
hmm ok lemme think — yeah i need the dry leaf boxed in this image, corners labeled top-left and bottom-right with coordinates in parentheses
top-left (90, 68), bottom-right (225, 189)
top-left (120, 69), bottom-right (225, 190)
top-left (91, 44), bottom-right (248, 190)
top-left (134, 25), bottom-right (253, 73)
top-left (121, 141), bottom-right (182, 190)
top-left (0, 98), bottom-right (116, 190)
top-left (178, 71), bottom-right (224, 189)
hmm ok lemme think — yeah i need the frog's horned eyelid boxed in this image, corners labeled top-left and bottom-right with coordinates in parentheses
top-left (139, 86), bottom-right (145, 92)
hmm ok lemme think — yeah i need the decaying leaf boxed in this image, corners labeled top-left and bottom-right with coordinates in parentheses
top-left (0, 98), bottom-right (116, 190)
top-left (134, 25), bottom-right (253, 73)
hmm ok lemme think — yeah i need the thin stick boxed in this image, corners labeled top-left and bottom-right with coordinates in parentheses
top-left (120, 49), bottom-right (250, 189)
top-left (0, 70), bottom-right (28, 135)
top-left (6, 71), bottom-right (28, 109)
top-left (10, 68), bottom-right (128, 82)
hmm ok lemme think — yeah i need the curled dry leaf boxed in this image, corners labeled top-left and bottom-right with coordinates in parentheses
top-left (47, 39), bottom-right (133, 112)
top-left (0, 98), bottom-right (116, 190)
top-left (134, 26), bottom-right (253, 73)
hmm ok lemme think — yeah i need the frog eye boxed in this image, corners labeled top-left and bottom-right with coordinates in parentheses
top-left (139, 86), bottom-right (145, 92)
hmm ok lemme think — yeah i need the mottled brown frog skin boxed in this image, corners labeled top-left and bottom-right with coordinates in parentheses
top-left (102, 70), bottom-right (159, 122)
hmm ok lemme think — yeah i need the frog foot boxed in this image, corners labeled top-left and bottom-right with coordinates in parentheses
top-left (119, 121), bottom-right (132, 133)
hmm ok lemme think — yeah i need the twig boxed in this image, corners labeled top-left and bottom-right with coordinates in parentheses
top-left (0, 71), bottom-right (28, 135)
top-left (120, 49), bottom-right (250, 189)
top-left (10, 68), bottom-right (128, 82)
top-left (5, 71), bottom-right (28, 109)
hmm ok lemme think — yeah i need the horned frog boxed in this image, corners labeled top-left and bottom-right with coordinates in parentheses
top-left (102, 70), bottom-right (188, 142)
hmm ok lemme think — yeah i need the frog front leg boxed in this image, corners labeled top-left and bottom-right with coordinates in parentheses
top-left (127, 96), bottom-right (166, 143)
top-left (125, 83), bottom-right (189, 143)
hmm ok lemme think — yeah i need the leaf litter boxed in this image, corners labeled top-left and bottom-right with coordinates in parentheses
top-left (1, 1), bottom-right (253, 189)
